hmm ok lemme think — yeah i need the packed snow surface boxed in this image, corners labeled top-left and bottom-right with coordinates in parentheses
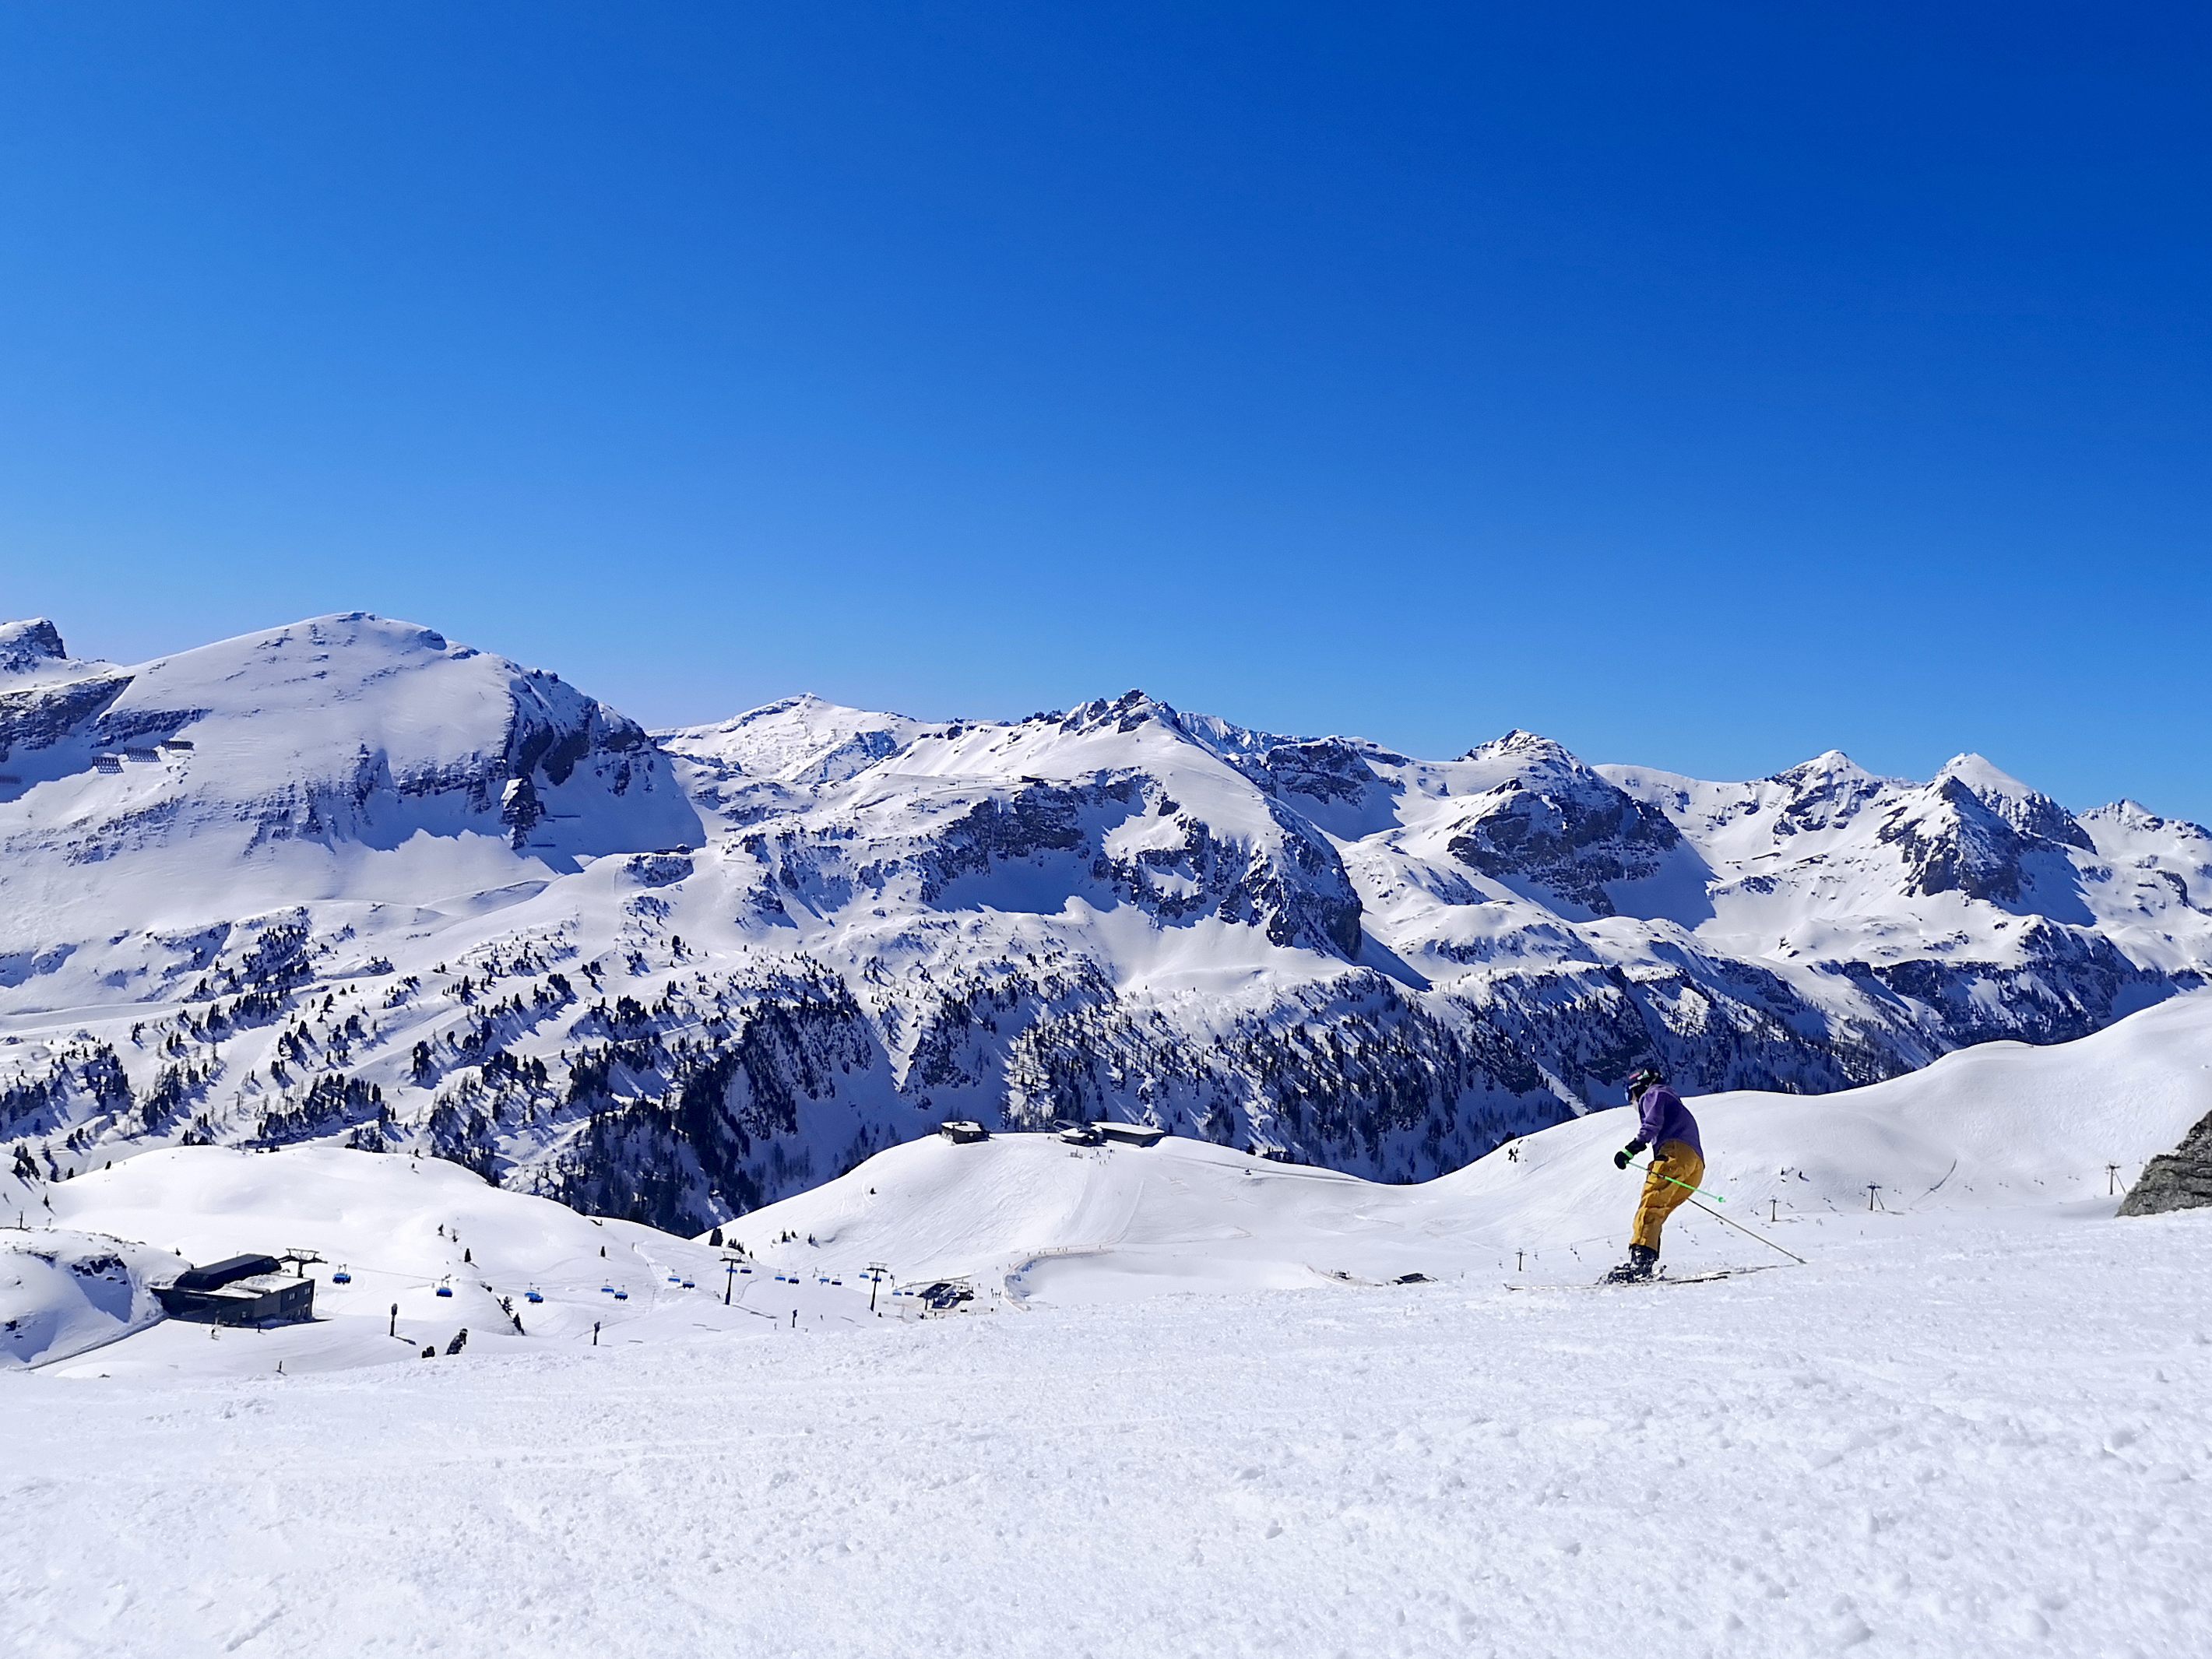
top-left (6, 1208), bottom-right (2209, 1656)
top-left (5, 996), bottom-right (2211, 1655)
top-left (9, 1145), bottom-right (885, 1380)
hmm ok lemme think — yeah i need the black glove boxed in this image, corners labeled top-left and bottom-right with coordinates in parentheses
top-left (1614, 1139), bottom-right (1647, 1170)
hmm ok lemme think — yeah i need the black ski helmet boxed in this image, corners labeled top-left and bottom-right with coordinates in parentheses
top-left (1625, 1067), bottom-right (1663, 1100)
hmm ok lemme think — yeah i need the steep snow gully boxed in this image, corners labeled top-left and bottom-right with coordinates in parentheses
top-left (3, 612), bottom-right (2208, 1234)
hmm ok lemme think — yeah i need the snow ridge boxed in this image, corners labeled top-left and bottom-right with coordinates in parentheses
top-left (1, 611), bottom-right (2207, 1232)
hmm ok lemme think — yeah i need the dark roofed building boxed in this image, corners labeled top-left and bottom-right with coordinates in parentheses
top-left (172, 1253), bottom-right (282, 1292)
top-left (1093, 1121), bottom-right (1166, 1148)
top-left (156, 1255), bottom-right (315, 1326)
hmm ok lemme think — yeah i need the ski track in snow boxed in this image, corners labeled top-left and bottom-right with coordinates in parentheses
top-left (5, 1206), bottom-right (2210, 1659)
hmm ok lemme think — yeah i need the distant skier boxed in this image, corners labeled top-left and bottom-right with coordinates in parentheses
top-left (1605, 1067), bottom-right (1703, 1283)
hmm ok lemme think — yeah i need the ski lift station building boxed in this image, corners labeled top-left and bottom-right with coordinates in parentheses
top-left (154, 1254), bottom-right (316, 1327)
top-left (1093, 1121), bottom-right (1166, 1148)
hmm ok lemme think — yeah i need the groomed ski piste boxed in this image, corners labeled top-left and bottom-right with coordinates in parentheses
top-left (5, 993), bottom-right (2210, 1657)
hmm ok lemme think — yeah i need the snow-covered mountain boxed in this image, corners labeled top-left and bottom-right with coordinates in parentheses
top-left (2, 613), bottom-right (2207, 1232)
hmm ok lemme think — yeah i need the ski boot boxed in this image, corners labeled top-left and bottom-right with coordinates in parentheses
top-left (1601, 1245), bottom-right (1658, 1285)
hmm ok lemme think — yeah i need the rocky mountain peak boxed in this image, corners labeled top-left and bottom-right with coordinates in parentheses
top-left (1444, 733), bottom-right (1685, 917)
top-left (2091, 799), bottom-right (2161, 829)
top-left (1776, 749), bottom-right (1875, 786)
top-left (0, 619), bottom-right (77, 676)
top-left (1461, 728), bottom-right (1576, 768)
top-left (1053, 691), bottom-right (1285, 768)
top-left (1936, 753), bottom-right (2092, 851)
top-left (1064, 689), bottom-right (1182, 734)
top-left (2085, 800), bottom-right (2209, 841)
top-left (1768, 749), bottom-right (1890, 833)
top-left (1877, 775), bottom-right (2041, 903)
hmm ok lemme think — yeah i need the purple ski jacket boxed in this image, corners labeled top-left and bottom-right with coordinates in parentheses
top-left (1635, 1084), bottom-right (1702, 1158)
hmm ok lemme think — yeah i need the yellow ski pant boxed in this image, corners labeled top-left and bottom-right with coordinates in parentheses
top-left (1632, 1139), bottom-right (1704, 1253)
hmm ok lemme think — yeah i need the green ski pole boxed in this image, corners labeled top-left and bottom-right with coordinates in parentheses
top-left (1619, 1157), bottom-right (1809, 1265)
top-left (1621, 1159), bottom-right (1728, 1204)
top-left (1676, 1190), bottom-right (1807, 1265)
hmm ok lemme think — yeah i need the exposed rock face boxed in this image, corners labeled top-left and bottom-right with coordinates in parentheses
top-left (1940, 754), bottom-right (2096, 851)
top-left (1876, 757), bottom-right (2103, 908)
top-left (1444, 732), bottom-right (1686, 917)
top-left (0, 673), bottom-right (131, 766)
top-left (1880, 778), bottom-right (2038, 902)
top-left (1256, 738), bottom-right (1387, 807)
top-left (2118, 1110), bottom-right (2212, 1216)
top-left (0, 619), bottom-right (70, 676)
top-left (1769, 751), bottom-right (1890, 835)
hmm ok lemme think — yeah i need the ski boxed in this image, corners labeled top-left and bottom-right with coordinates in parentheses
top-left (1505, 1264), bottom-right (1788, 1293)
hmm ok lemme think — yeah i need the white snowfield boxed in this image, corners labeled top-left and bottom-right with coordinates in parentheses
top-left (725, 988), bottom-right (2212, 1298)
top-left (3, 997), bottom-right (2210, 1656)
top-left (0, 1228), bottom-right (169, 1368)
top-left (2, 1145), bottom-right (884, 1375)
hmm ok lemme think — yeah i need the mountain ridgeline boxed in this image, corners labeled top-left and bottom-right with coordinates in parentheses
top-left (2, 613), bottom-right (2206, 1232)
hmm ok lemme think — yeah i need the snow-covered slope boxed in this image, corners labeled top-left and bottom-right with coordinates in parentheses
top-left (2, 612), bottom-right (2207, 1234)
top-left (18, 1144), bottom-right (878, 1376)
top-left (8, 998), bottom-right (2212, 1657)
top-left (0, 612), bottom-right (695, 947)
top-left (723, 989), bottom-right (2212, 1299)
top-left (0, 1228), bottom-right (171, 1367)
top-left (26, 988), bottom-right (2210, 1380)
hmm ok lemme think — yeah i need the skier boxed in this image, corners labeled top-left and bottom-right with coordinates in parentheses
top-left (1605, 1067), bottom-right (1703, 1282)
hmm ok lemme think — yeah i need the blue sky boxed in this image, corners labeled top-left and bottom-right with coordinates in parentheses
top-left (2, 5), bottom-right (2206, 818)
